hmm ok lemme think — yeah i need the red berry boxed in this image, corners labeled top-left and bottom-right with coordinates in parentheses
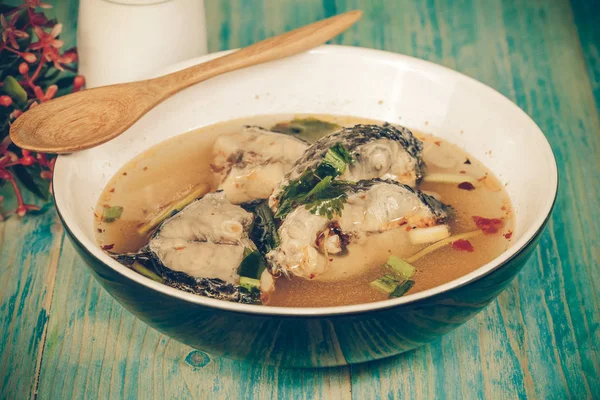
top-left (21, 52), bottom-right (37, 63)
top-left (20, 156), bottom-right (36, 166)
top-left (17, 205), bottom-right (27, 217)
top-left (34, 86), bottom-right (44, 100)
top-left (0, 170), bottom-right (12, 180)
top-left (18, 63), bottom-right (29, 75)
top-left (10, 110), bottom-right (23, 119)
top-left (73, 75), bottom-right (85, 91)
top-left (46, 85), bottom-right (58, 100)
top-left (0, 96), bottom-right (12, 107)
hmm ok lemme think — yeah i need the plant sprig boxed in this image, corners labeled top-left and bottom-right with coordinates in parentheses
top-left (0, 1), bottom-right (84, 219)
top-left (275, 144), bottom-right (354, 220)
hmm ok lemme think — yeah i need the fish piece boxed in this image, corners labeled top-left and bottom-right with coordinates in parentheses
top-left (116, 192), bottom-right (267, 303)
top-left (275, 122), bottom-right (423, 192)
top-left (266, 180), bottom-right (451, 280)
top-left (212, 126), bottom-right (308, 204)
top-left (148, 191), bottom-right (254, 284)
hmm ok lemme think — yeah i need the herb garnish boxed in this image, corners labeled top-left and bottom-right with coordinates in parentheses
top-left (271, 118), bottom-right (341, 142)
top-left (276, 144), bottom-right (354, 219)
top-left (102, 206), bottom-right (123, 223)
top-left (238, 247), bottom-right (268, 280)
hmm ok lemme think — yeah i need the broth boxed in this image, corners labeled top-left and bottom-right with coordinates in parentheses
top-left (95, 115), bottom-right (514, 307)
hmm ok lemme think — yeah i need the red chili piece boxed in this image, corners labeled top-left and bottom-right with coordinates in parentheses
top-left (458, 182), bottom-right (475, 190)
top-left (473, 216), bottom-right (504, 234)
top-left (452, 239), bottom-right (474, 252)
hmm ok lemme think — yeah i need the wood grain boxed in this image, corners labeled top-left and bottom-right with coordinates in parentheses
top-left (0, 207), bottom-right (63, 399)
top-left (0, 0), bottom-right (598, 399)
top-left (9, 10), bottom-right (362, 154)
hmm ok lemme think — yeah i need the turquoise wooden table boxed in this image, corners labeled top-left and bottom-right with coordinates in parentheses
top-left (1, 0), bottom-right (599, 399)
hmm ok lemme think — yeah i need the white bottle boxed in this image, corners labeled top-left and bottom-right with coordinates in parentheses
top-left (77, 0), bottom-right (207, 88)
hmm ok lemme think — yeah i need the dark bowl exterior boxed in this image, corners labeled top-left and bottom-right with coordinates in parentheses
top-left (62, 214), bottom-right (548, 367)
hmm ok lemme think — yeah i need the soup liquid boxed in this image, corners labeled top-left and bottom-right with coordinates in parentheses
top-left (95, 115), bottom-right (514, 307)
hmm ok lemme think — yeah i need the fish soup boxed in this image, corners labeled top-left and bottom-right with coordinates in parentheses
top-left (95, 115), bottom-right (514, 307)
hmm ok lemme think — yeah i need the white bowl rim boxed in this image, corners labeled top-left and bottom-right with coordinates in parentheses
top-left (54, 44), bottom-right (559, 317)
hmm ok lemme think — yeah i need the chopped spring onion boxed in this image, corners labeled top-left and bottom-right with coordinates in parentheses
top-left (102, 206), bottom-right (123, 223)
top-left (131, 261), bottom-right (164, 283)
top-left (406, 230), bottom-right (482, 263)
top-left (423, 173), bottom-right (477, 185)
top-left (386, 256), bottom-right (416, 280)
top-left (137, 184), bottom-right (209, 235)
top-left (370, 274), bottom-right (401, 294)
top-left (390, 280), bottom-right (415, 297)
top-left (322, 143), bottom-right (354, 176)
top-left (372, 271), bottom-right (415, 298)
top-left (408, 225), bottom-right (450, 245)
top-left (239, 277), bottom-right (261, 290)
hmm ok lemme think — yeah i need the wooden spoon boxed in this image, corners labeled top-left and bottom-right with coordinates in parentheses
top-left (10, 10), bottom-right (362, 154)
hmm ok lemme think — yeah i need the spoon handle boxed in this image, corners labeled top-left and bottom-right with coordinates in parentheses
top-left (153, 10), bottom-right (362, 96)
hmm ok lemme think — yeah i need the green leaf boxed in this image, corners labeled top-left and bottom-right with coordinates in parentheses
top-left (305, 195), bottom-right (346, 219)
top-left (386, 256), bottom-right (416, 280)
top-left (0, 54), bottom-right (20, 82)
top-left (237, 248), bottom-right (267, 279)
top-left (370, 274), bottom-right (400, 294)
top-left (3, 76), bottom-right (27, 106)
top-left (274, 169), bottom-right (320, 219)
top-left (271, 118), bottom-right (341, 142)
top-left (275, 144), bottom-right (353, 220)
top-left (54, 75), bottom-right (76, 89)
top-left (306, 175), bottom-right (333, 197)
top-left (11, 164), bottom-right (51, 201)
top-left (0, 5), bottom-right (17, 14)
top-left (303, 178), bottom-right (348, 219)
top-left (41, 67), bottom-right (62, 83)
top-left (239, 276), bottom-right (261, 290)
top-left (390, 280), bottom-right (415, 297)
top-left (323, 143), bottom-right (354, 173)
top-left (102, 206), bottom-right (123, 223)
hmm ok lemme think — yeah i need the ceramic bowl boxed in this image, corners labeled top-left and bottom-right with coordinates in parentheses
top-left (53, 45), bottom-right (558, 367)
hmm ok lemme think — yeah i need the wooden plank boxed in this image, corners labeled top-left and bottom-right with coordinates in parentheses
top-left (0, 1), bottom-right (75, 398)
top-left (0, 208), bottom-right (63, 400)
top-left (570, 0), bottom-right (600, 106)
top-left (10, 0), bottom-right (597, 399)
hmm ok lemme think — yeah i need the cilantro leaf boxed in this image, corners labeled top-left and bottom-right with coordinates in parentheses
top-left (303, 178), bottom-right (349, 219)
top-left (275, 144), bottom-right (354, 219)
